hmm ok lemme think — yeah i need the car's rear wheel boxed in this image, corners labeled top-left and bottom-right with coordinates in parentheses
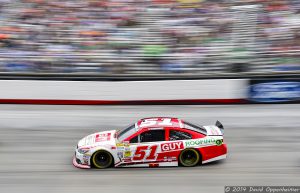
top-left (92, 150), bottom-right (113, 169)
top-left (179, 149), bottom-right (200, 167)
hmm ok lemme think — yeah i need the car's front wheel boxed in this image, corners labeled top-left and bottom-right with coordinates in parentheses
top-left (179, 149), bottom-right (200, 167)
top-left (92, 150), bottom-right (113, 169)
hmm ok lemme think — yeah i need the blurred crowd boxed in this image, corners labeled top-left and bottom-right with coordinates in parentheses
top-left (0, 0), bottom-right (300, 75)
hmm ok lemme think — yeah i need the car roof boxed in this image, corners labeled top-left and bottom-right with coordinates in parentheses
top-left (135, 117), bottom-right (207, 135)
top-left (136, 117), bottom-right (183, 129)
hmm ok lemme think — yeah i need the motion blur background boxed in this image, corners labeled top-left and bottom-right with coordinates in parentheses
top-left (0, 1), bottom-right (300, 193)
top-left (0, 0), bottom-right (299, 76)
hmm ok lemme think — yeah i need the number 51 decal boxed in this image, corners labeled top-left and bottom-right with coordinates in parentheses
top-left (140, 118), bottom-right (172, 127)
top-left (132, 145), bottom-right (158, 161)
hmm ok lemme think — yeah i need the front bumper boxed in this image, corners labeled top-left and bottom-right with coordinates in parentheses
top-left (72, 156), bottom-right (91, 169)
top-left (73, 148), bottom-right (91, 169)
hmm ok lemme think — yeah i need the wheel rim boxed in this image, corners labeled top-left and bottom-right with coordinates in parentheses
top-left (180, 149), bottom-right (199, 167)
top-left (92, 151), bottom-right (112, 169)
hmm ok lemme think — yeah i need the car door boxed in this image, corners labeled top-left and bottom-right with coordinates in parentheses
top-left (127, 128), bottom-right (166, 165)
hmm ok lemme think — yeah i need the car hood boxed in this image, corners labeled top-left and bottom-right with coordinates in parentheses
top-left (77, 130), bottom-right (117, 148)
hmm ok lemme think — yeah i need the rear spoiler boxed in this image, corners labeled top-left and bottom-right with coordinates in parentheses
top-left (203, 121), bottom-right (224, 136)
top-left (215, 120), bottom-right (224, 135)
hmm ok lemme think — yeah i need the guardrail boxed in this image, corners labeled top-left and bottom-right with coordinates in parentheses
top-left (0, 71), bottom-right (300, 81)
top-left (0, 75), bottom-right (299, 105)
top-left (0, 79), bottom-right (248, 105)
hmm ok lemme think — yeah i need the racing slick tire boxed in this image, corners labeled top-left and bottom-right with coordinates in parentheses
top-left (179, 149), bottom-right (201, 167)
top-left (91, 150), bottom-right (114, 169)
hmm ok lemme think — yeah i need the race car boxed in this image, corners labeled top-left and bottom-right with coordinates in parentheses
top-left (73, 117), bottom-right (227, 169)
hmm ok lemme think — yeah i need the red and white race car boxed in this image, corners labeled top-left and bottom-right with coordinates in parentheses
top-left (73, 117), bottom-right (227, 169)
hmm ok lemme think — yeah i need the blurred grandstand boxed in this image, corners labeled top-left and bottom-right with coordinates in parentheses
top-left (0, 0), bottom-right (299, 77)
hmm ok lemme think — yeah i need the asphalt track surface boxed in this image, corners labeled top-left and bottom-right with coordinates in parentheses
top-left (0, 104), bottom-right (299, 193)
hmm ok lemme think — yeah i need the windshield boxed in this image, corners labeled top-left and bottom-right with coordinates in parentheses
top-left (117, 124), bottom-right (137, 142)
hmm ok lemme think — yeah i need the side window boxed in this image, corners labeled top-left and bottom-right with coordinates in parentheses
top-left (140, 130), bottom-right (165, 143)
top-left (169, 130), bottom-right (192, 141)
